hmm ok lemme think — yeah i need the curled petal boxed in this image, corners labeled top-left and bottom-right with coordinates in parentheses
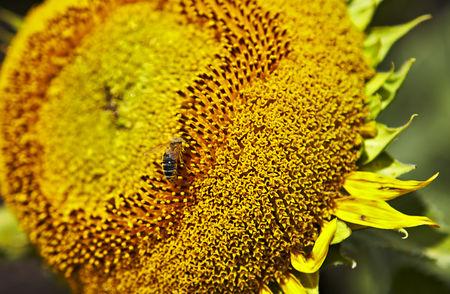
top-left (398, 228), bottom-right (409, 239)
top-left (344, 171), bottom-right (438, 200)
top-left (335, 197), bottom-right (438, 229)
top-left (291, 219), bottom-right (337, 273)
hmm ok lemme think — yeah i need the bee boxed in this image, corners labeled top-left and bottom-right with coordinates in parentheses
top-left (161, 137), bottom-right (185, 182)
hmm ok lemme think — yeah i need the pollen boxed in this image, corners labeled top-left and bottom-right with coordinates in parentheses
top-left (0, 0), bottom-right (372, 293)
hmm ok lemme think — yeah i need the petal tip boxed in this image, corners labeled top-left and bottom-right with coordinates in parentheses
top-left (398, 228), bottom-right (409, 239)
top-left (430, 172), bottom-right (439, 181)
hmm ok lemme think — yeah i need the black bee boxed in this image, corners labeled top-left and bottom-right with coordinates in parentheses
top-left (161, 138), bottom-right (184, 182)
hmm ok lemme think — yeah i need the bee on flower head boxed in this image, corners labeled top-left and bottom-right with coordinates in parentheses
top-left (161, 137), bottom-right (185, 182)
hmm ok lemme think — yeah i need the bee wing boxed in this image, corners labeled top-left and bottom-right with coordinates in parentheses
top-left (141, 142), bottom-right (169, 159)
top-left (141, 137), bottom-right (184, 161)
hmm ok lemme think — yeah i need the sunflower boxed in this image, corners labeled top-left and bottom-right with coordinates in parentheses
top-left (0, 0), bottom-right (438, 293)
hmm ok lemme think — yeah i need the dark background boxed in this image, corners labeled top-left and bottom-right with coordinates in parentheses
top-left (1, 0), bottom-right (450, 293)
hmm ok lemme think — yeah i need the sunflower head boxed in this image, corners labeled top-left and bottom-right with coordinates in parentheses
top-left (0, 0), bottom-right (438, 292)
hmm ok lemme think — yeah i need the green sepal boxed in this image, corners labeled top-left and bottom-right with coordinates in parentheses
top-left (365, 64), bottom-right (395, 97)
top-left (0, 26), bottom-right (14, 47)
top-left (0, 206), bottom-right (29, 259)
top-left (365, 59), bottom-right (415, 120)
top-left (364, 15), bottom-right (431, 67)
top-left (0, 8), bottom-right (22, 30)
top-left (0, 8), bottom-right (21, 52)
top-left (377, 59), bottom-right (415, 110)
top-left (348, 0), bottom-right (383, 31)
top-left (360, 152), bottom-right (416, 178)
top-left (365, 92), bottom-right (382, 121)
top-left (359, 115), bottom-right (416, 165)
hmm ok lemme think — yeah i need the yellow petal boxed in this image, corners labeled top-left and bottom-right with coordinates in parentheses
top-left (344, 171), bottom-right (438, 200)
top-left (291, 219), bottom-right (337, 273)
top-left (331, 219), bottom-right (352, 245)
top-left (278, 272), bottom-right (307, 294)
top-left (335, 197), bottom-right (438, 229)
top-left (259, 284), bottom-right (274, 294)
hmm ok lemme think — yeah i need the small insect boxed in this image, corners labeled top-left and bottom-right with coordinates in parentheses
top-left (161, 137), bottom-right (185, 182)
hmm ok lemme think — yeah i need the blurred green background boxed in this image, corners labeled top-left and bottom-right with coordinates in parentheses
top-left (1, 0), bottom-right (449, 293)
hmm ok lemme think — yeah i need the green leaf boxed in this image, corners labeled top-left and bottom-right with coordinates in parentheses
top-left (364, 15), bottom-right (431, 67)
top-left (360, 115), bottom-right (416, 164)
top-left (348, 0), bottom-right (383, 31)
top-left (360, 152), bottom-right (415, 178)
